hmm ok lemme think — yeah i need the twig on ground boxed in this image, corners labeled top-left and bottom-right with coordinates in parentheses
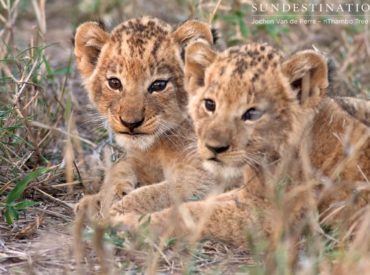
top-left (34, 187), bottom-right (74, 210)
top-left (34, 208), bottom-right (72, 222)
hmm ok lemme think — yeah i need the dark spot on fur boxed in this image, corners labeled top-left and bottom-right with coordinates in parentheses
top-left (147, 20), bottom-right (155, 28)
top-left (234, 58), bottom-right (248, 76)
top-left (151, 39), bottom-right (161, 58)
top-left (251, 73), bottom-right (259, 82)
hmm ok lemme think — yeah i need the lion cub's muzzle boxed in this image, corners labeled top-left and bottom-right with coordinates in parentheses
top-left (202, 128), bottom-right (232, 158)
top-left (203, 141), bottom-right (231, 162)
top-left (206, 144), bottom-right (230, 156)
top-left (119, 116), bottom-right (145, 134)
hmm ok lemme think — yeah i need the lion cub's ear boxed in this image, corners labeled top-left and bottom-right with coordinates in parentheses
top-left (282, 50), bottom-right (329, 107)
top-left (74, 22), bottom-right (109, 79)
top-left (173, 20), bottom-right (214, 47)
top-left (184, 42), bottom-right (216, 95)
top-left (173, 20), bottom-right (216, 65)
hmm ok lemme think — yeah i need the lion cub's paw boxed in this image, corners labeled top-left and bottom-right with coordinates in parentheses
top-left (74, 194), bottom-right (102, 220)
top-left (109, 193), bottom-right (142, 218)
top-left (110, 212), bottom-right (142, 233)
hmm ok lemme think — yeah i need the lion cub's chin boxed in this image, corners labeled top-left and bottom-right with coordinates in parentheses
top-left (115, 134), bottom-right (156, 151)
top-left (202, 160), bottom-right (243, 179)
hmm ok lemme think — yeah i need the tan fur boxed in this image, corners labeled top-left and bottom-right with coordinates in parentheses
top-left (73, 17), bottom-right (228, 221)
top-left (112, 42), bottom-right (370, 247)
top-left (334, 96), bottom-right (370, 127)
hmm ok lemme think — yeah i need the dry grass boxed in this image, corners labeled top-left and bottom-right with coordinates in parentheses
top-left (0, 0), bottom-right (369, 274)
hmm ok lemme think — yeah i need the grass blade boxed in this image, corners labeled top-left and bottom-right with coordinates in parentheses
top-left (6, 167), bottom-right (49, 204)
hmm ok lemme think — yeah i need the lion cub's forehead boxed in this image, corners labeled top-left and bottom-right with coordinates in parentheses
top-left (206, 43), bottom-right (283, 102)
top-left (217, 43), bottom-right (282, 79)
top-left (109, 17), bottom-right (173, 61)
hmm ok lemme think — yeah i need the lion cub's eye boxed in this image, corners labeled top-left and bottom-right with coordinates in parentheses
top-left (242, 108), bottom-right (262, 121)
top-left (204, 99), bottom-right (216, 112)
top-left (148, 80), bottom-right (168, 93)
top-left (108, 77), bottom-right (122, 90)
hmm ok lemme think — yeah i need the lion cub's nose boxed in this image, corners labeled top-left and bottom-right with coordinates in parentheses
top-left (120, 117), bottom-right (144, 132)
top-left (206, 144), bottom-right (230, 154)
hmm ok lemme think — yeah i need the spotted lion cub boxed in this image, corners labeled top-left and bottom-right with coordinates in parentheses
top-left (74, 17), bottom-right (224, 220)
top-left (113, 42), bottom-right (370, 246)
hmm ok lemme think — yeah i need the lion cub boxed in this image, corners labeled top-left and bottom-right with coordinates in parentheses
top-left (74, 17), bottom-right (227, 220)
top-left (112, 42), bottom-right (369, 246)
